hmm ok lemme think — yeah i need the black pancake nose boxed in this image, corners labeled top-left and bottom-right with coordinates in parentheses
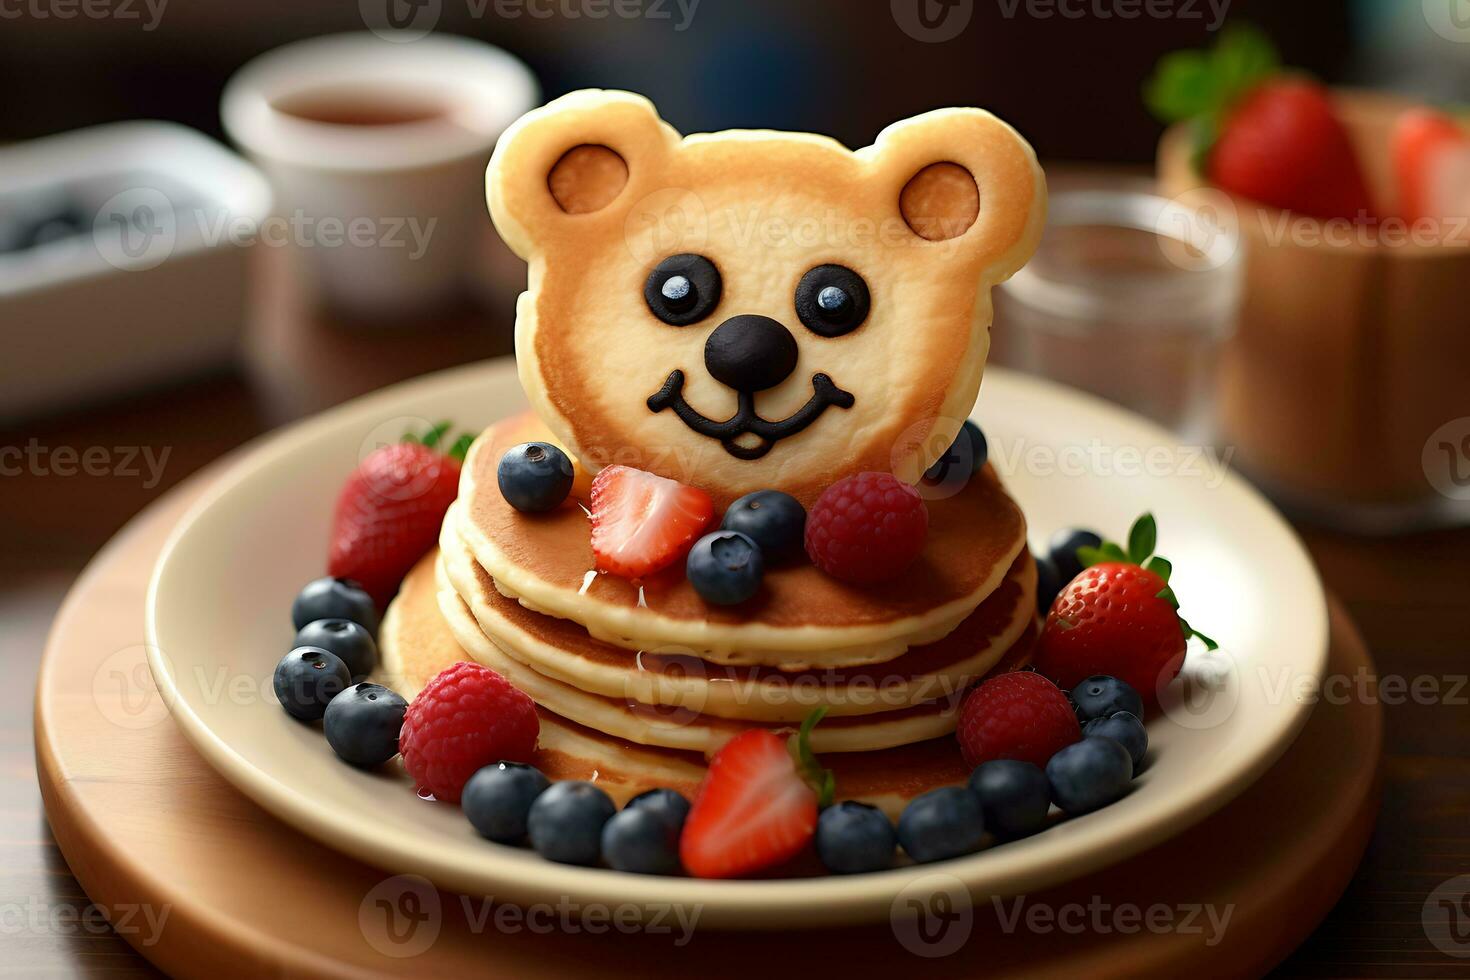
top-left (704, 315), bottom-right (799, 392)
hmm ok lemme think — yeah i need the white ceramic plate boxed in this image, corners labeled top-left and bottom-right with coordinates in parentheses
top-left (146, 360), bottom-right (1327, 929)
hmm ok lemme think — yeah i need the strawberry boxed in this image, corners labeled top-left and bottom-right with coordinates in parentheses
top-left (680, 710), bottom-right (833, 879)
top-left (327, 422), bottom-right (473, 609)
top-left (1392, 108), bottom-right (1470, 225)
top-left (588, 465), bottom-right (714, 579)
top-left (1032, 514), bottom-right (1216, 711)
top-left (1146, 26), bottom-right (1375, 221)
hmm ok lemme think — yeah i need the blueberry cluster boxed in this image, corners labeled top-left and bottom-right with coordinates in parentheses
top-left (273, 577), bottom-right (408, 770)
top-left (817, 675), bottom-right (1150, 873)
top-left (464, 764), bottom-right (690, 874)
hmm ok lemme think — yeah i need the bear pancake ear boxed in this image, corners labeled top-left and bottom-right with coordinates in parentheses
top-left (900, 162), bottom-right (980, 241)
top-left (547, 144), bottom-right (629, 214)
top-left (487, 90), bottom-right (675, 258)
top-left (870, 107), bottom-right (1046, 274)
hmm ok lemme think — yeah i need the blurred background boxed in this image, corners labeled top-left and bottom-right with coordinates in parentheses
top-left (3, 0), bottom-right (1470, 973)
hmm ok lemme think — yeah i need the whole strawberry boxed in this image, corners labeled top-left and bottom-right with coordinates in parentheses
top-left (1146, 26), bottom-right (1375, 221)
top-left (1032, 514), bottom-right (1215, 710)
top-left (328, 422), bottom-right (473, 608)
top-left (399, 661), bottom-right (539, 804)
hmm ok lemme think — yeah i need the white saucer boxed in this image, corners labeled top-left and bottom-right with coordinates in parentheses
top-left (146, 360), bottom-right (1327, 928)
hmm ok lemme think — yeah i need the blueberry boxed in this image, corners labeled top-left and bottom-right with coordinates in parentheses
top-left (324, 683), bottom-right (407, 768)
top-left (1045, 737), bottom-right (1134, 815)
top-left (527, 781), bottom-right (616, 865)
top-left (294, 618), bottom-right (378, 680)
top-left (924, 420), bottom-right (988, 487)
top-left (625, 788), bottom-right (691, 831)
top-left (1082, 711), bottom-right (1148, 772)
top-left (497, 442), bottom-right (574, 513)
top-left (291, 577), bottom-right (378, 636)
top-left (816, 801), bottom-right (897, 874)
top-left (463, 762), bottom-right (550, 843)
top-left (1071, 675), bottom-right (1144, 722)
top-left (968, 760), bottom-right (1052, 839)
top-left (897, 786), bottom-right (985, 863)
top-left (1035, 552), bottom-right (1062, 615)
top-left (1047, 527), bottom-right (1102, 585)
top-left (686, 531), bottom-right (763, 606)
top-left (720, 490), bottom-right (806, 563)
top-left (602, 807), bottom-right (683, 875)
top-left (273, 646), bottom-right (350, 721)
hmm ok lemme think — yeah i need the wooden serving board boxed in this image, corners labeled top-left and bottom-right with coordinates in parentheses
top-left (34, 474), bottom-right (1381, 978)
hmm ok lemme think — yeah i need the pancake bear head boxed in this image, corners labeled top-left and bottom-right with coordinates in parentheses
top-left (488, 90), bottom-right (1045, 509)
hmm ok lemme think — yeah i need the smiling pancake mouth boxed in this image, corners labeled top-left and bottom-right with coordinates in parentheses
top-left (646, 370), bottom-right (855, 460)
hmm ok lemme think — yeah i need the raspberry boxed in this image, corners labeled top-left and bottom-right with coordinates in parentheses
top-left (804, 472), bottom-right (928, 584)
top-left (398, 662), bottom-right (539, 804)
top-left (956, 670), bottom-right (1081, 769)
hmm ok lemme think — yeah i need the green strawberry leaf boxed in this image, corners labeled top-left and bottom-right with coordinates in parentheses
top-left (1146, 555), bottom-right (1173, 582)
top-left (1127, 513), bottom-right (1158, 564)
top-left (1143, 24), bottom-right (1281, 170)
top-left (1077, 544), bottom-right (1107, 569)
top-left (1101, 542), bottom-right (1128, 563)
top-left (1156, 585), bottom-right (1179, 608)
top-left (421, 421), bottom-right (452, 450)
top-left (794, 707), bottom-right (835, 808)
top-left (447, 433), bottom-right (475, 463)
top-left (1143, 50), bottom-right (1220, 123)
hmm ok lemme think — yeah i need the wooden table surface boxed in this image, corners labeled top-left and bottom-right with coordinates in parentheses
top-left (3, 247), bottom-right (1468, 978)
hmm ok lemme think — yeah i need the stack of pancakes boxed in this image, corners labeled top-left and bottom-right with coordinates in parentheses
top-left (381, 413), bottom-right (1038, 815)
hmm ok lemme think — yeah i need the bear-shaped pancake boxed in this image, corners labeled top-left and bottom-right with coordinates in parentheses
top-left (487, 90), bottom-right (1045, 508)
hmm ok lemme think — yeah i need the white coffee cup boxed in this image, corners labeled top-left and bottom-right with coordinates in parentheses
top-left (221, 32), bottom-right (537, 320)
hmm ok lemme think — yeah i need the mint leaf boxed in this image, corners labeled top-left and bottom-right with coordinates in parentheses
top-left (1128, 513), bottom-right (1158, 564)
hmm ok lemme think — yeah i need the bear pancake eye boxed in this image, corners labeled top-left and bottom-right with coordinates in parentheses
top-left (645, 254), bottom-right (722, 326)
top-left (795, 265), bottom-right (870, 337)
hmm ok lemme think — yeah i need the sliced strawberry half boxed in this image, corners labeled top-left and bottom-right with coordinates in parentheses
top-left (680, 714), bottom-right (832, 879)
top-left (1392, 108), bottom-right (1470, 226)
top-left (588, 465), bottom-right (714, 579)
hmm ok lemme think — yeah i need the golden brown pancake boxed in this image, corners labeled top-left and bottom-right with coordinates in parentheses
top-left (442, 521), bottom-right (1037, 722)
top-left (459, 412), bottom-right (1029, 668)
top-left (379, 550), bottom-right (1031, 817)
